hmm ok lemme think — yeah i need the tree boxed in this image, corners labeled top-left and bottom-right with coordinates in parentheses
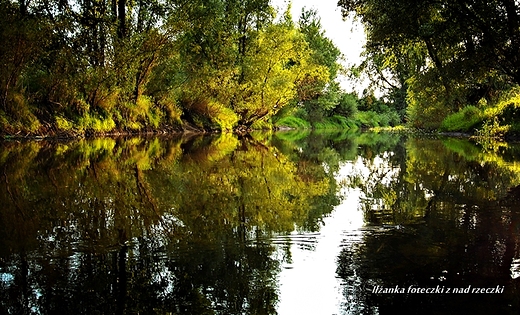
top-left (232, 17), bottom-right (329, 126)
top-left (0, 1), bottom-right (347, 134)
top-left (338, 0), bottom-right (520, 128)
top-left (0, 0), bottom-right (51, 131)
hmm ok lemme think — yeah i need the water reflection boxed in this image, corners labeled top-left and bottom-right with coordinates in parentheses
top-left (0, 133), bottom-right (341, 314)
top-left (0, 132), bottom-right (519, 314)
top-left (338, 136), bottom-right (520, 314)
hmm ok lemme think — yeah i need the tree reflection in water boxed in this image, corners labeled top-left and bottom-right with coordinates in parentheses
top-left (0, 132), bottom-right (519, 314)
top-left (338, 137), bottom-right (520, 315)
top-left (0, 132), bottom-right (340, 314)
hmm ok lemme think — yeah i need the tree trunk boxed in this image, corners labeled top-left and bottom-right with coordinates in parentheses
top-left (117, 0), bottom-right (126, 38)
top-left (424, 37), bottom-right (453, 102)
top-left (502, 0), bottom-right (520, 83)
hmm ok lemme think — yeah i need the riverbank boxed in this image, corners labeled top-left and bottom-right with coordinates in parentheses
top-left (4, 121), bottom-right (520, 144)
top-left (0, 121), bottom-right (213, 140)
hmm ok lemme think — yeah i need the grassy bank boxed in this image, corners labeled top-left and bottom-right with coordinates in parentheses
top-left (439, 87), bottom-right (520, 140)
top-left (274, 110), bottom-right (401, 131)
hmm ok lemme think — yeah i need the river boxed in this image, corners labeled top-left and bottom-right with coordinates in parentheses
top-left (0, 131), bottom-right (519, 314)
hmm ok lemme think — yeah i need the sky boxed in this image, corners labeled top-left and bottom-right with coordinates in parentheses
top-left (271, 0), bottom-right (368, 94)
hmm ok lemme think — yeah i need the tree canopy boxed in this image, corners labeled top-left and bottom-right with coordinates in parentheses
top-left (338, 0), bottom-right (520, 130)
top-left (0, 0), bottom-right (345, 135)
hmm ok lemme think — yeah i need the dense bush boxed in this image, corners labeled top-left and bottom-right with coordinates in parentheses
top-left (438, 87), bottom-right (520, 138)
top-left (275, 116), bottom-right (311, 129)
top-left (440, 106), bottom-right (483, 132)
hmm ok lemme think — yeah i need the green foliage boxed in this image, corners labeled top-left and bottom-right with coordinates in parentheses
top-left (354, 111), bottom-right (380, 128)
top-left (313, 115), bottom-right (359, 130)
top-left (2, 93), bottom-right (41, 133)
top-left (352, 110), bottom-right (400, 129)
top-left (339, 0), bottom-right (520, 130)
top-left (334, 93), bottom-right (358, 117)
top-left (331, 115), bottom-right (358, 129)
top-left (475, 117), bottom-right (510, 140)
top-left (275, 116), bottom-right (311, 129)
top-left (273, 90), bottom-right (401, 131)
top-left (298, 9), bottom-right (342, 81)
top-left (77, 114), bottom-right (117, 133)
top-left (281, 9), bottom-right (346, 126)
top-left (0, 2), bottom-right (50, 117)
top-left (439, 87), bottom-right (520, 136)
top-left (55, 116), bottom-right (74, 131)
top-left (483, 86), bottom-right (520, 122)
top-left (440, 106), bottom-right (484, 132)
top-left (406, 76), bottom-right (454, 130)
top-left (0, 0), bottom-right (346, 135)
top-left (213, 103), bottom-right (239, 131)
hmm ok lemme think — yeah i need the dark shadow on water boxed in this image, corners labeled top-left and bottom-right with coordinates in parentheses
top-left (337, 137), bottom-right (520, 315)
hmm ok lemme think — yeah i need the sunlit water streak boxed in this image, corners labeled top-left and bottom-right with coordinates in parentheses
top-left (274, 162), bottom-right (365, 315)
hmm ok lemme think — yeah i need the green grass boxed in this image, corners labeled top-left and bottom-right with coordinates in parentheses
top-left (313, 115), bottom-right (359, 130)
top-left (274, 116), bottom-right (311, 129)
top-left (439, 87), bottom-right (520, 137)
top-left (77, 113), bottom-right (117, 132)
top-left (439, 106), bottom-right (483, 132)
top-left (275, 111), bottom-right (401, 131)
top-left (352, 110), bottom-right (401, 128)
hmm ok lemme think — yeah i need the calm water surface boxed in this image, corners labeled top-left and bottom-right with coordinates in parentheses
top-left (1, 131), bottom-right (519, 314)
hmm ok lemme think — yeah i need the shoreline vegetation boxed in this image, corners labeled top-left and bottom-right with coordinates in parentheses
top-left (3, 1), bottom-right (520, 143)
top-left (1, 1), bottom-right (356, 140)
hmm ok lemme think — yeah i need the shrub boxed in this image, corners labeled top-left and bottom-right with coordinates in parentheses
top-left (313, 115), bottom-right (359, 130)
top-left (440, 105), bottom-right (483, 132)
top-left (334, 93), bottom-right (358, 117)
top-left (313, 120), bottom-right (336, 129)
top-left (77, 113), bottom-right (116, 132)
top-left (147, 107), bottom-right (163, 128)
top-left (213, 104), bottom-right (238, 131)
top-left (6, 93), bottom-right (41, 132)
top-left (157, 94), bottom-right (183, 125)
top-left (384, 111), bottom-right (402, 126)
top-left (274, 116), bottom-right (311, 129)
top-left (55, 116), bottom-right (74, 130)
top-left (354, 111), bottom-right (381, 128)
top-left (475, 117), bottom-right (510, 139)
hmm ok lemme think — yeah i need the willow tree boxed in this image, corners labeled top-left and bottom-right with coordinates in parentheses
top-left (170, 3), bottom-right (331, 130)
top-left (231, 17), bottom-right (330, 127)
